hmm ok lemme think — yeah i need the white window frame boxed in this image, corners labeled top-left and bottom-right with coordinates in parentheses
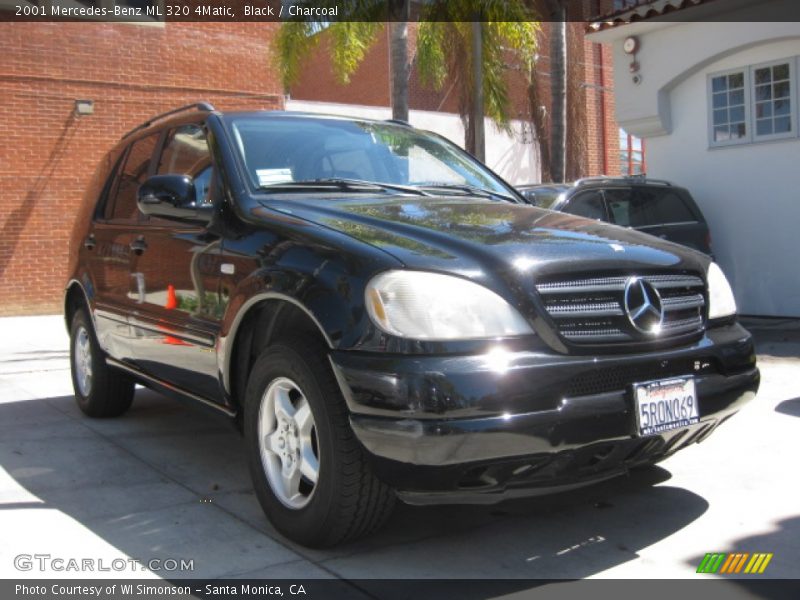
top-left (708, 55), bottom-right (799, 148)
top-left (749, 57), bottom-right (797, 143)
top-left (707, 67), bottom-right (752, 147)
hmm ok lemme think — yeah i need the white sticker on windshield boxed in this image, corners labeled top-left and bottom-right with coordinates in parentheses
top-left (257, 168), bottom-right (293, 186)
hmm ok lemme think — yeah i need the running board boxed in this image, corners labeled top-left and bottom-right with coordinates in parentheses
top-left (106, 357), bottom-right (236, 417)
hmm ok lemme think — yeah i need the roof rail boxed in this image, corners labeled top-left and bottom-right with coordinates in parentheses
top-left (574, 176), bottom-right (616, 186)
top-left (121, 102), bottom-right (216, 140)
top-left (621, 174), bottom-right (673, 186)
top-left (574, 175), bottom-right (673, 187)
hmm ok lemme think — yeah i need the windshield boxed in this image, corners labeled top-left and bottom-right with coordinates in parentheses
top-left (226, 116), bottom-right (515, 199)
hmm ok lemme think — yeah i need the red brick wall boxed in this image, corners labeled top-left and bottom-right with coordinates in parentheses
top-left (0, 22), bottom-right (283, 316)
top-left (290, 26), bottom-right (392, 107)
top-left (581, 35), bottom-right (620, 176)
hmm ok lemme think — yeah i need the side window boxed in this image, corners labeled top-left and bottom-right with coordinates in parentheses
top-left (564, 191), bottom-right (607, 220)
top-left (605, 188), bottom-right (636, 227)
top-left (607, 188), bottom-right (697, 227)
top-left (156, 124), bottom-right (213, 206)
top-left (106, 134), bottom-right (159, 221)
top-left (645, 190), bottom-right (697, 224)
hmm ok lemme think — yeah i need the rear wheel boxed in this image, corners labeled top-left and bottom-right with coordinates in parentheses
top-left (69, 309), bottom-right (135, 418)
top-left (244, 335), bottom-right (395, 547)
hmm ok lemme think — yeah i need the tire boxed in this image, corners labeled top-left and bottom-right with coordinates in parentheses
top-left (69, 309), bottom-right (135, 418)
top-left (244, 335), bottom-right (395, 547)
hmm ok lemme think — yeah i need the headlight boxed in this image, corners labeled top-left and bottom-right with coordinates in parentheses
top-left (365, 271), bottom-right (533, 340)
top-left (707, 262), bottom-right (736, 320)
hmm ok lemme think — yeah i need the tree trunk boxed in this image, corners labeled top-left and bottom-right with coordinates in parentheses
top-left (549, 12), bottom-right (567, 183)
top-left (389, 2), bottom-right (409, 122)
top-left (470, 20), bottom-right (485, 161)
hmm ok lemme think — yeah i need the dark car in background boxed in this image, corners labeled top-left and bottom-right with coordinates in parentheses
top-left (65, 107), bottom-right (757, 547)
top-left (517, 177), bottom-right (714, 256)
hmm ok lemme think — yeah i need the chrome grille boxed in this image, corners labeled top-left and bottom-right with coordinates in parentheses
top-left (536, 274), bottom-right (706, 344)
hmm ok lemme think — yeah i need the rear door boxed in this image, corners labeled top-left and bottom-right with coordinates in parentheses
top-left (127, 122), bottom-right (223, 401)
top-left (88, 133), bottom-right (160, 362)
top-left (605, 186), bottom-right (710, 253)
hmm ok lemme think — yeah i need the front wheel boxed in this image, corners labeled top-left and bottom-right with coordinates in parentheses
top-left (69, 309), bottom-right (135, 418)
top-left (244, 336), bottom-right (395, 547)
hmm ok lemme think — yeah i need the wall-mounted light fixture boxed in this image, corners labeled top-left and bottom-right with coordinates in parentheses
top-left (74, 100), bottom-right (94, 116)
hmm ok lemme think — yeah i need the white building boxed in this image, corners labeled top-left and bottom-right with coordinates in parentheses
top-left (589, 0), bottom-right (800, 317)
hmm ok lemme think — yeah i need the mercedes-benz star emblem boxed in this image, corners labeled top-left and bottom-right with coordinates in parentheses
top-left (624, 277), bottom-right (664, 335)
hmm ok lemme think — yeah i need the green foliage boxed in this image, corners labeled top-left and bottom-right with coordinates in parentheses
top-left (417, 2), bottom-right (540, 133)
top-left (328, 22), bottom-right (383, 84)
top-left (177, 292), bottom-right (226, 319)
top-left (274, 0), bottom-right (540, 134)
top-left (275, 22), bottom-right (322, 90)
top-left (273, 1), bottom-right (388, 88)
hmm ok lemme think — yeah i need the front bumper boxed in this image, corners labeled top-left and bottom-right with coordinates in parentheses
top-left (330, 323), bottom-right (759, 504)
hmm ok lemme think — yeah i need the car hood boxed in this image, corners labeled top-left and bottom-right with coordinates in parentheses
top-left (256, 195), bottom-right (708, 282)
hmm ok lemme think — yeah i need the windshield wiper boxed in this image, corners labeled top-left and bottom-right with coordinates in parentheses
top-left (258, 178), bottom-right (430, 196)
top-left (413, 183), bottom-right (516, 202)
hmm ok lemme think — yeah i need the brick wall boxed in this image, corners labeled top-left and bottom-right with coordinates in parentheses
top-left (0, 22), bottom-right (283, 316)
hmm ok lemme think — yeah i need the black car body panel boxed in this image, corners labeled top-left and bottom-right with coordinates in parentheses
top-left (66, 109), bottom-right (758, 506)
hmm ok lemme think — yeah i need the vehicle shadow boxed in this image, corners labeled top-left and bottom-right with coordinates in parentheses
top-left (775, 398), bottom-right (800, 418)
top-left (0, 390), bottom-right (710, 585)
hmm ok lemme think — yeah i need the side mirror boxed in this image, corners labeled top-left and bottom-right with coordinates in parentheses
top-left (137, 175), bottom-right (213, 223)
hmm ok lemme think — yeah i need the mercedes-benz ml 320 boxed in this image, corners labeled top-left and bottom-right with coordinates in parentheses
top-left (65, 104), bottom-right (759, 547)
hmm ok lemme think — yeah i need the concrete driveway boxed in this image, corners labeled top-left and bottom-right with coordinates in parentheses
top-left (0, 316), bottom-right (798, 582)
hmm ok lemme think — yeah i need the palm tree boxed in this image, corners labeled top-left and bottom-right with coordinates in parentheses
top-left (389, 2), bottom-right (410, 121)
top-left (275, 2), bottom-right (408, 121)
top-left (543, 0), bottom-right (567, 182)
top-left (274, 1), bottom-right (539, 161)
top-left (416, 2), bottom-right (539, 158)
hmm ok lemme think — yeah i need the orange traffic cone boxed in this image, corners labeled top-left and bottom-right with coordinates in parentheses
top-left (163, 334), bottom-right (189, 346)
top-left (162, 284), bottom-right (188, 345)
top-left (165, 284), bottom-right (177, 310)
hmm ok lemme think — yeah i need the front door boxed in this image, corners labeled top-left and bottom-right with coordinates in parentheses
top-left (127, 123), bottom-right (223, 401)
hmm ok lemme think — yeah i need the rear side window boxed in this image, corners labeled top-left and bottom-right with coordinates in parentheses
top-left (156, 124), bottom-right (213, 206)
top-left (564, 190), bottom-right (606, 220)
top-left (106, 134), bottom-right (159, 221)
top-left (522, 188), bottom-right (563, 209)
top-left (606, 187), bottom-right (696, 227)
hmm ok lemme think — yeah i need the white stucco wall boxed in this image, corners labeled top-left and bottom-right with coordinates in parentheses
top-left (647, 37), bottom-right (800, 317)
top-left (591, 14), bottom-right (800, 317)
top-left (285, 99), bottom-right (541, 185)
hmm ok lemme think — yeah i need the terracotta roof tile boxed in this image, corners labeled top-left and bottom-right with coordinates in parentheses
top-left (588, 0), bottom-right (719, 33)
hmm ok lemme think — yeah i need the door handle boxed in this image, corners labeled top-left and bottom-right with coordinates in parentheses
top-left (83, 235), bottom-right (96, 250)
top-left (129, 237), bottom-right (148, 255)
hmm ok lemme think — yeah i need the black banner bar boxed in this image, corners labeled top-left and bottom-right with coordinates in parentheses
top-left (3, 579), bottom-right (799, 600)
top-left (3, 0), bottom-right (800, 23)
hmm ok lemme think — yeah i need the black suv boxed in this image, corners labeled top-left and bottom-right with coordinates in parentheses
top-left (517, 177), bottom-right (713, 256)
top-left (65, 104), bottom-right (758, 547)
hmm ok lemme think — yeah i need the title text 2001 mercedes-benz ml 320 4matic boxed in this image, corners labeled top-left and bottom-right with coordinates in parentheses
top-left (65, 104), bottom-right (759, 547)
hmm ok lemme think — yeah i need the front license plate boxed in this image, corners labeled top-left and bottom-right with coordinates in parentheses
top-left (634, 377), bottom-right (699, 436)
